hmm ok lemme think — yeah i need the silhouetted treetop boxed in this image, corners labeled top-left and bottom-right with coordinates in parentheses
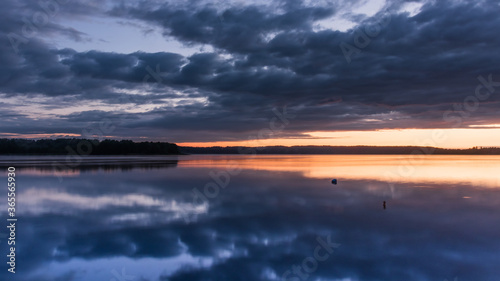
top-left (0, 139), bottom-right (179, 155)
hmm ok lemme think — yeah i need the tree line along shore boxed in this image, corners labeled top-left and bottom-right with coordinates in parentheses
top-left (0, 139), bottom-right (179, 155)
top-left (0, 139), bottom-right (499, 155)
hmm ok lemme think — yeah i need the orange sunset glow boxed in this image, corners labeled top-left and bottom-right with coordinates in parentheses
top-left (178, 128), bottom-right (500, 149)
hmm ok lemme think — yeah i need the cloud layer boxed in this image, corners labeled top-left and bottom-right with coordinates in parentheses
top-left (1, 0), bottom-right (500, 142)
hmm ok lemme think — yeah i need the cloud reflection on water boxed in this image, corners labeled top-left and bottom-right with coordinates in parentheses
top-left (1, 155), bottom-right (499, 281)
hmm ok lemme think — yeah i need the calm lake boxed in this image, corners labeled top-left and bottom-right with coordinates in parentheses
top-left (1, 155), bottom-right (500, 281)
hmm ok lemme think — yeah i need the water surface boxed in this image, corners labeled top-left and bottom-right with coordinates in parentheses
top-left (1, 155), bottom-right (499, 281)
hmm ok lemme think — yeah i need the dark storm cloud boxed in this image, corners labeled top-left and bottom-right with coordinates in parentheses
top-left (1, 0), bottom-right (500, 141)
top-left (114, 1), bottom-right (335, 54)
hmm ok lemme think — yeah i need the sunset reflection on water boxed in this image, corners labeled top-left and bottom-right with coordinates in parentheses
top-left (1, 155), bottom-right (499, 281)
top-left (179, 155), bottom-right (500, 187)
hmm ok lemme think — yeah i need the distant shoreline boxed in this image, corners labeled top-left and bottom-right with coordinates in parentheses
top-left (1, 138), bottom-right (498, 155)
top-left (179, 145), bottom-right (500, 155)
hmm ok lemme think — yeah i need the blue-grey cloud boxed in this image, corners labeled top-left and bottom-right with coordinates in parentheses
top-left (1, 0), bottom-right (500, 142)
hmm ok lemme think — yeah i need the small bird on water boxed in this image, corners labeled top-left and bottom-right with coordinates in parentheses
top-left (331, 179), bottom-right (337, 185)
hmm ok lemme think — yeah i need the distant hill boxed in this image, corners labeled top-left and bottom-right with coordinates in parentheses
top-left (179, 145), bottom-right (500, 155)
top-left (0, 139), bottom-right (180, 155)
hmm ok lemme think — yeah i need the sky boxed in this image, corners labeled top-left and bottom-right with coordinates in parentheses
top-left (1, 0), bottom-right (500, 148)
